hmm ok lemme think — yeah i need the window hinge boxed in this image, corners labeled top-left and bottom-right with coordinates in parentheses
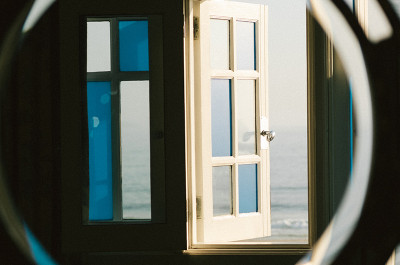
top-left (194, 16), bottom-right (199, 40)
top-left (196, 196), bottom-right (201, 218)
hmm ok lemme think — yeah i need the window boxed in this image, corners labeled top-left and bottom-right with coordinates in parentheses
top-left (187, 0), bottom-right (310, 248)
top-left (60, 3), bottom-right (187, 252)
top-left (85, 17), bottom-right (158, 222)
top-left (192, 1), bottom-right (269, 243)
top-left (84, 16), bottom-right (170, 224)
top-left (58, 0), bottom-right (356, 261)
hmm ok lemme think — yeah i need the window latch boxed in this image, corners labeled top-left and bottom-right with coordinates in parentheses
top-left (261, 130), bottom-right (275, 142)
top-left (260, 117), bottom-right (275, 149)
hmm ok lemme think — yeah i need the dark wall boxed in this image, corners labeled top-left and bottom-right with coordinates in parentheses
top-left (0, 1), bottom-right (61, 264)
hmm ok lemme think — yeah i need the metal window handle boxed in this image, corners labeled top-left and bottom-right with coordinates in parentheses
top-left (260, 130), bottom-right (275, 142)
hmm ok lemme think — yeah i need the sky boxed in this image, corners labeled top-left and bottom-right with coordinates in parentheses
top-left (230, 0), bottom-right (308, 130)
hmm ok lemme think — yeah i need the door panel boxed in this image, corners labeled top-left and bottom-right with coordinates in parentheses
top-left (195, 0), bottom-right (269, 243)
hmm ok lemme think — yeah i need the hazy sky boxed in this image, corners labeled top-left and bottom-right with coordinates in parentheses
top-left (230, 0), bottom-right (307, 130)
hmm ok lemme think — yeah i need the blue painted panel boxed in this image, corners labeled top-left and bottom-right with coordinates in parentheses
top-left (239, 164), bottom-right (258, 213)
top-left (211, 79), bottom-right (232, 157)
top-left (119, 20), bottom-right (149, 71)
top-left (87, 82), bottom-right (113, 221)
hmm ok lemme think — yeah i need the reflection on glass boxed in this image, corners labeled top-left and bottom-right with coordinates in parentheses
top-left (119, 20), bottom-right (149, 71)
top-left (211, 79), bottom-right (232, 157)
top-left (237, 79), bottom-right (256, 155)
top-left (239, 164), bottom-right (258, 213)
top-left (87, 82), bottom-right (113, 221)
top-left (120, 81), bottom-right (151, 219)
top-left (213, 166), bottom-right (232, 216)
top-left (236, 21), bottom-right (255, 70)
top-left (87, 22), bottom-right (111, 72)
top-left (210, 19), bottom-right (230, 70)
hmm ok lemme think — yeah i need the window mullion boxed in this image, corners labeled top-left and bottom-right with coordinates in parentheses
top-left (231, 16), bottom-right (239, 219)
top-left (87, 72), bottom-right (112, 81)
top-left (111, 17), bottom-right (122, 221)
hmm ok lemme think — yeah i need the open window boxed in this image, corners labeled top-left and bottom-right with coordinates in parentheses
top-left (187, 0), bottom-right (313, 248)
top-left (192, 1), bottom-right (270, 243)
top-left (56, 0), bottom-right (356, 261)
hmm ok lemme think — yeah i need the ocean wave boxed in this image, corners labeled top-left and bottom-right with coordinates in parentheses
top-left (271, 204), bottom-right (308, 210)
top-left (272, 218), bottom-right (308, 229)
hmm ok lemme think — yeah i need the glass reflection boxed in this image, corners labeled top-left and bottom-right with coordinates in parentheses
top-left (213, 166), bottom-right (232, 216)
top-left (87, 22), bottom-right (111, 72)
top-left (210, 19), bottom-right (230, 70)
top-left (237, 79), bottom-right (256, 155)
top-left (120, 81), bottom-right (151, 219)
top-left (211, 79), bottom-right (232, 157)
top-left (236, 21), bottom-right (255, 70)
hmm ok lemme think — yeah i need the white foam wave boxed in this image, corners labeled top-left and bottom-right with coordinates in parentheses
top-left (272, 218), bottom-right (308, 229)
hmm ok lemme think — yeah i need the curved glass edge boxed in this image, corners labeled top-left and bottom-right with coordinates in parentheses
top-left (300, 0), bottom-right (374, 264)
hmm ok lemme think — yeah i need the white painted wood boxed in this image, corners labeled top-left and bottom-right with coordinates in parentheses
top-left (194, 0), bottom-right (270, 243)
top-left (260, 117), bottom-right (269, 150)
top-left (386, 251), bottom-right (395, 265)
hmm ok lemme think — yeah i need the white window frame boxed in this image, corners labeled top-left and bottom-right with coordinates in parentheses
top-left (194, 0), bottom-right (269, 243)
top-left (185, 0), bottom-right (312, 253)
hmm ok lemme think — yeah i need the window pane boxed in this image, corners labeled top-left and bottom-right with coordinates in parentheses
top-left (87, 82), bottom-right (113, 221)
top-left (211, 79), bottom-right (232, 157)
top-left (237, 79), bottom-right (256, 155)
top-left (210, 19), bottom-right (230, 70)
top-left (119, 20), bottom-right (149, 71)
top-left (87, 22), bottom-right (111, 72)
top-left (120, 81), bottom-right (151, 219)
top-left (239, 164), bottom-right (258, 214)
top-left (236, 21), bottom-right (255, 70)
top-left (213, 166), bottom-right (232, 216)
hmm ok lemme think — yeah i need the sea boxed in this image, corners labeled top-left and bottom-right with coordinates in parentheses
top-left (269, 127), bottom-right (308, 242)
top-left (120, 126), bottom-right (309, 243)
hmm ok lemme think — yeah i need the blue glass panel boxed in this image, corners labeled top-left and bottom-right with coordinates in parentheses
top-left (87, 82), bottom-right (113, 221)
top-left (239, 164), bottom-right (258, 213)
top-left (211, 79), bottom-right (232, 157)
top-left (236, 21), bottom-right (256, 70)
top-left (119, 20), bottom-right (149, 71)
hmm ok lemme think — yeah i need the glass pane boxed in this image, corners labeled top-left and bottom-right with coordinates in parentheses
top-left (87, 82), bottom-right (113, 221)
top-left (120, 81), bottom-right (151, 219)
top-left (87, 22), bottom-right (111, 72)
top-left (236, 21), bottom-right (255, 70)
top-left (119, 20), bottom-right (149, 71)
top-left (211, 79), bottom-right (232, 157)
top-left (210, 19), bottom-right (230, 70)
top-left (213, 166), bottom-right (232, 216)
top-left (239, 164), bottom-right (258, 214)
top-left (237, 79), bottom-right (256, 155)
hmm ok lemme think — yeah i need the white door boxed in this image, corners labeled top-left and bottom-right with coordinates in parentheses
top-left (194, 0), bottom-right (271, 243)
